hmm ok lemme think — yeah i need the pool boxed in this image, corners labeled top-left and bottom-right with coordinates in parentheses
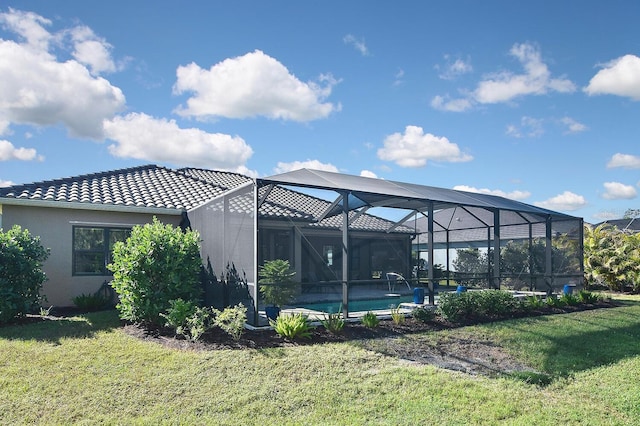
top-left (300, 295), bottom-right (414, 313)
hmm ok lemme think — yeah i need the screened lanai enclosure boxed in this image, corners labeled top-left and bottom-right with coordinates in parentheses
top-left (188, 169), bottom-right (583, 327)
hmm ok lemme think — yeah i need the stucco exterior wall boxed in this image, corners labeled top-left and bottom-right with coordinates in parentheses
top-left (1, 204), bottom-right (181, 306)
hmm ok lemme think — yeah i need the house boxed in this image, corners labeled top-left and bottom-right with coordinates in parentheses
top-left (1, 165), bottom-right (583, 326)
top-left (0, 165), bottom-right (414, 312)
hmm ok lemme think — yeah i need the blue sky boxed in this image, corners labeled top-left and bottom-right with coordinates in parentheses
top-left (1, 1), bottom-right (639, 223)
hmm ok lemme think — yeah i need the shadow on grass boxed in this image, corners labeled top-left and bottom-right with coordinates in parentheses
top-left (0, 309), bottom-right (121, 345)
top-left (498, 303), bottom-right (640, 384)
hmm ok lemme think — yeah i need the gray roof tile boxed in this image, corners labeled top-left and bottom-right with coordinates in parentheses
top-left (0, 165), bottom-right (234, 211)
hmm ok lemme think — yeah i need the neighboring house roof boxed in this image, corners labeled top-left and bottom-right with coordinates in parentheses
top-left (0, 164), bottom-right (412, 234)
top-left (595, 218), bottom-right (640, 233)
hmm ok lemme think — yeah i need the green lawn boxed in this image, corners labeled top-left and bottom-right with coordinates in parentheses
top-left (1, 296), bottom-right (639, 425)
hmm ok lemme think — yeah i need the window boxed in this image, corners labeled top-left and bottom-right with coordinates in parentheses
top-left (73, 226), bottom-right (131, 275)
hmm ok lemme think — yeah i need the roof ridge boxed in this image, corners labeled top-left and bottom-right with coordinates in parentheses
top-left (175, 167), bottom-right (252, 191)
top-left (177, 166), bottom-right (249, 179)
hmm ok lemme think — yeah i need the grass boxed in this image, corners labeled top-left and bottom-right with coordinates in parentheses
top-left (1, 296), bottom-right (639, 424)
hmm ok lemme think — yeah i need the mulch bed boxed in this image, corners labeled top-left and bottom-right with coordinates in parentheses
top-left (5, 299), bottom-right (620, 376)
top-left (120, 300), bottom-right (619, 376)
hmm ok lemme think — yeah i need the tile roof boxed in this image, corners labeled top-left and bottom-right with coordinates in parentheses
top-left (0, 165), bottom-right (238, 211)
top-left (0, 164), bottom-right (412, 233)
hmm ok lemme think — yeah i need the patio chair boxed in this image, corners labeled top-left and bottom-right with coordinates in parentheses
top-left (386, 272), bottom-right (411, 292)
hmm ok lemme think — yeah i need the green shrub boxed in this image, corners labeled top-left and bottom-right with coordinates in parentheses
top-left (411, 306), bottom-right (436, 323)
top-left (390, 306), bottom-right (405, 324)
top-left (0, 225), bottom-right (49, 324)
top-left (521, 295), bottom-right (545, 311)
top-left (545, 295), bottom-right (567, 308)
top-left (270, 312), bottom-right (314, 339)
top-left (361, 311), bottom-right (380, 328)
top-left (559, 293), bottom-right (580, 306)
top-left (577, 289), bottom-right (600, 304)
top-left (258, 259), bottom-right (297, 307)
top-left (185, 307), bottom-right (213, 341)
top-left (320, 307), bottom-right (345, 334)
top-left (72, 293), bottom-right (111, 312)
top-left (438, 290), bottom-right (521, 322)
top-left (475, 290), bottom-right (520, 317)
top-left (160, 298), bottom-right (197, 336)
top-left (212, 303), bottom-right (247, 341)
top-left (108, 218), bottom-right (202, 326)
top-left (437, 292), bottom-right (476, 322)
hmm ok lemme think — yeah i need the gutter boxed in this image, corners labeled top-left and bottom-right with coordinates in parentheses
top-left (0, 197), bottom-right (183, 216)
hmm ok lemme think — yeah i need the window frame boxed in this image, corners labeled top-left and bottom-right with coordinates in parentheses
top-left (72, 225), bottom-right (131, 276)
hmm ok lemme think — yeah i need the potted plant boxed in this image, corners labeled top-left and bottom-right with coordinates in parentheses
top-left (259, 259), bottom-right (297, 320)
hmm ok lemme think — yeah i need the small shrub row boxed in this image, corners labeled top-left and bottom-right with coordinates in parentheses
top-left (437, 289), bottom-right (602, 323)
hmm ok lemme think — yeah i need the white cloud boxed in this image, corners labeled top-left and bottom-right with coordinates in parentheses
top-left (505, 116), bottom-right (544, 138)
top-left (343, 34), bottom-right (370, 56)
top-left (534, 191), bottom-right (587, 211)
top-left (0, 8), bottom-right (52, 51)
top-left (68, 25), bottom-right (121, 75)
top-left (475, 43), bottom-right (575, 103)
top-left (0, 9), bottom-right (125, 139)
top-left (103, 113), bottom-right (253, 171)
top-left (0, 179), bottom-right (14, 187)
top-left (377, 125), bottom-right (473, 168)
top-left (601, 181), bottom-right (637, 200)
top-left (274, 159), bottom-right (339, 174)
top-left (453, 185), bottom-right (530, 201)
top-left (393, 68), bottom-right (404, 86)
top-left (173, 50), bottom-right (340, 122)
top-left (560, 116), bottom-right (587, 134)
top-left (360, 170), bottom-right (378, 178)
top-left (433, 43), bottom-right (575, 111)
top-left (607, 153), bottom-right (640, 169)
top-left (584, 54), bottom-right (640, 100)
top-left (431, 95), bottom-right (473, 112)
top-left (437, 55), bottom-right (472, 80)
top-left (0, 139), bottom-right (41, 161)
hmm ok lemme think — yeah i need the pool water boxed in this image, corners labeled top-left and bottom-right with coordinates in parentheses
top-left (301, 296), bottom-right (413, 313)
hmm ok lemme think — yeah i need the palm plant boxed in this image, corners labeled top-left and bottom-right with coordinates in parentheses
top-left (258, 259), bottom-right (297, 307)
